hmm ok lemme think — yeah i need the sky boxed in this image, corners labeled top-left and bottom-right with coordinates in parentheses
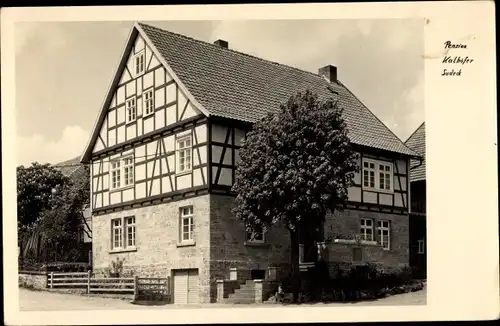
top-left (15, 19), bottom-right (424, 167)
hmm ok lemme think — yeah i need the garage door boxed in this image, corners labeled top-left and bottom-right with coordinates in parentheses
top-left (173, 269), bottom-right (199, 304)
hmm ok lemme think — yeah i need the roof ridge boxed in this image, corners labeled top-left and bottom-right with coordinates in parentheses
top-left (138, 22), bottom-right (327, 82)
top-left (404, 121), bottom-right (425, 144)
top-left (337, 80), bottom-right (418, 157)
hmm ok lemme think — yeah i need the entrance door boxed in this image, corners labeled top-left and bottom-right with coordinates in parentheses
top-left (173, 269), bottom-right (199, 304)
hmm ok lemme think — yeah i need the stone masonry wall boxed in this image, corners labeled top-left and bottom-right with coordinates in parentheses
top-left (92, 195), bottom-right (212, 303)
top-left (324, 208), bottom-right (410, 274)
top-left (19, 271), bottom-right (47, 290)
top-left (209, 194), bottom-right (291, 302)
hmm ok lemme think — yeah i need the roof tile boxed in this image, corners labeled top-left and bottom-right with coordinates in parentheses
top-left (139, 22), bottom-right (417, 157)
top-left (404, 122), bottom-right (426, 181)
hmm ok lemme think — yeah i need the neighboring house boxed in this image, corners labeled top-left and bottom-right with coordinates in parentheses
top-left (404, 122), bottom-right (426, 279)
top-left (80, 22), bottom-right (420, 304)
top-left (54, 157), bottom-right (92, 262)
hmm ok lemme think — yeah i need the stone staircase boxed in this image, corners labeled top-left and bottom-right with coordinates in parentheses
top-left (224, 280), bottom-right (256, 304)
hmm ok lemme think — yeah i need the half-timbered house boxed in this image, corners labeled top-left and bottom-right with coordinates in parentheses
top-left (405, 122), bottom-right (427, 279)
top-left (80, 22), bottom-right (420, 304)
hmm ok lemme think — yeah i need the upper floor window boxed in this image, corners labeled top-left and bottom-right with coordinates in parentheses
top-left (362, 158), bottom-right (393, 192)
top-left (126, 97), bottom-right (137, 123)
top-left (360, 218), bottom-right (373, 241)
top-left (110, 156), bottom-right (134, 190)
top-left (143, 88), bottom-right (155, 116)
top-left (377, 220), bottom-right (391, 250)
top-left (176, 135), bottom-right (192, 174)
top-left (134, 50), bottom-right (145, 76)
top-left (246, 224), bottom-right (265, 243)
top-left (180, 206), bottom-right (194, 243)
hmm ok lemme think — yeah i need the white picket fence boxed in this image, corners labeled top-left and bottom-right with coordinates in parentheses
top-left (47, 272), bottom-right (170, 300)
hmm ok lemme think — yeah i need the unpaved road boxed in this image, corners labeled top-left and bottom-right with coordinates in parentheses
top-left (19, 286), bottom-right (426, 311)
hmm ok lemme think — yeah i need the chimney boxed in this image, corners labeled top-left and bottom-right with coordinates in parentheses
top-left (318, 65), bottom-right (337, 83)
top-left (214, 39), bottom-right (229, 49)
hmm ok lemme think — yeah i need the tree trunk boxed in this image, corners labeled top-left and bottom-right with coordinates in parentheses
top-left (289, 228), bottom-right (300, 303)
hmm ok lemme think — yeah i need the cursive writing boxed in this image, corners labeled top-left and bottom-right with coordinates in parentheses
top-left (444, 41), bottom-right (467, 49)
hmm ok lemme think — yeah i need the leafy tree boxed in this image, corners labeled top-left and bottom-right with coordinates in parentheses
top-left (18, 163), bottom-right (90, 263)
top-left (17, 163), bottom-right (68, 227)
top-left (232, 90), bottom-right (359, 301)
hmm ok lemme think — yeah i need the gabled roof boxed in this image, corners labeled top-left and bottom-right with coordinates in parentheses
top-left (139, 23), bottom-right (417, 157)
top-left (82, 22), bottom-right (418, 161)
top-left (404, 122), bottom-right (426, 182)
top-left (54, 156), bottom-right (89, 194)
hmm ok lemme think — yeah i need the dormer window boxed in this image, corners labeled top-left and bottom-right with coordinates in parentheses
top-left (134, 50), bottom-right (145, 76)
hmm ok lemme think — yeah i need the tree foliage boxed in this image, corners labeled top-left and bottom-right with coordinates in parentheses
top-left (232, 90), bottom-right (359, 299)
top-left (17, 163), bottom-right (90, 263)
top-left (17, 163), bottom-right (68, 227)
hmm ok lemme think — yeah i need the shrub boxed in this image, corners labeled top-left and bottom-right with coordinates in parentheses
top-left (43, 262), bottom-right (91, 272)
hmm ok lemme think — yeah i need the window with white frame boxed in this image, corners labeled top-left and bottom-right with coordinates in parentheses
top-left (125, 216), bottom-right (136, 247)
top-left (112, 218), bottom-right (123, 249)
top-left (176, 135), bottom-right (192, 173)
top-left (377, 220), bottom-right (391, 250)
top-left (418, 239), bottom-right (425, 254)
top-left (360, 218), bottom-right (373, 241)
top-left (123, 157), bottom-right (134, 186)
top-left (111, 160), bottom-right (121, 189)
top-left (134, 50), bottom-right (145, 76)
top-left (110, 156), bottom-right (134, 190)
top-left (143, 88), bottom-right (154, 116)
top-left (126, 97), bottom-right (137, 123)
top-left (362, 158), bottom-right (393, 192)
top-left (180, 206), bottom-right (194, 242)
top-left (246, 224), bottom-right (265, 243)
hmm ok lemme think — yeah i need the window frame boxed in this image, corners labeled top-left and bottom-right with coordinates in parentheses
top-left (176, 134), bottom-right (193, 175)
top-left (377, 220), bottom-right (391, 250)
top-left (134, 50), bottom-right (146, 77)
top-left (125, 216), bottom-right (136, 248)
top-left (179, 206), bottom-right (194, 243)
top-left (360, 218), bottom-right (374, 242)
top-left (111, 216), bottom-right (136, 251)
top-left (111, 218), bottom-right (123, 250)
top-left (126, 97), bottom-right (137, 124)
top-left (143, 88), bottom-right (155, 117)
top-left (417, 239), bottom-right (425, 254)
top-left (362, 158), bottom-right (394, 193)
top-left (109, 156), bottom-right (135, 191)
top-left (245, 224), bottom-right (266, 244)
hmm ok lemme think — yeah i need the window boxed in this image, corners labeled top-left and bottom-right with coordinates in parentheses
top-left (110, 156), bottom-right (134, 190)
top-left (123, 157), bottom-right (134, 186)
top-left (134, 51), bottom-right (145, 76)
top-left (377, 220), bottom-right (391, 250)
top-left (143, 89), bottom-right (155, 116)
top-left (111, 160), bottom-right (121, 189)
top-left (418, 239), bottom-right (425, 254)
top-left (180, 206), bottom-right (194, 242)
top-left (111, 216), bottom-right (136, 250)
top-left (360, 218), bottom-right (373, 241)
top-left (176, 135), bottom-right (192, 173)
top-left (246, 224), bottom-right (265, 243)
top-left (363, 161), bottom-right (376, 188)
top-left (362, 158), bottom-right (393, 192)
top-left (112, 218), bottom-right (123, 249)
top-left (378, 163), bottom-right (392, 191)
top-left (125, 216), bottom-right (136, 247)
top-left (126, 97), bottom-right (136, 123)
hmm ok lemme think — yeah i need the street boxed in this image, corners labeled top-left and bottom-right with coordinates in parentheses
top-left (19, 286), bottom-right (426, 311)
